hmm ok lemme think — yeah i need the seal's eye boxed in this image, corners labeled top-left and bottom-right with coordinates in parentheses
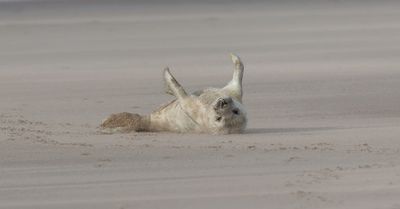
top-left (232, 109), bottom-right (239, 115)
top-left (216, 116), bottom-right (222, 122)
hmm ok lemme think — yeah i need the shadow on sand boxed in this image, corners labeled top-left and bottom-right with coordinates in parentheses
top-left (245, 127), bottom-right (342, 134)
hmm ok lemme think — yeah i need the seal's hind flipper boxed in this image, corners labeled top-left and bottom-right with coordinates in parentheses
top-left (100, 112), bottom-right (150, 133)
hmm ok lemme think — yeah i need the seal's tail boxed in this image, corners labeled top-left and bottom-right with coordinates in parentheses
top-left (100, 112), bottom-right (150, 133)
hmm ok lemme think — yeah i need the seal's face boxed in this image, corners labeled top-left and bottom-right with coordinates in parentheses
top-left (206, 97), bottom-right (247, 134)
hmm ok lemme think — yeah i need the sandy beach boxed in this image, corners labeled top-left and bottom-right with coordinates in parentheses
top-left (1, 0), bottom-right (400, 208)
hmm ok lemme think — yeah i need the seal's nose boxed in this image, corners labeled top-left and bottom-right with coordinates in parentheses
top-left (215, 97), bottom-right (233, 110)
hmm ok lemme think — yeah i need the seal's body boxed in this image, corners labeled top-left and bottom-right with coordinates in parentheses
top-left (101, 54), bottom-right (247, 134)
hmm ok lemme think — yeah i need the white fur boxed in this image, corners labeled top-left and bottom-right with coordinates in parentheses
top-left (101, 53), bottom-right (247, 134)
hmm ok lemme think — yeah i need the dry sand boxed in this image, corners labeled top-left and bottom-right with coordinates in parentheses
top-left (1, 1), bottom-right (400, 208)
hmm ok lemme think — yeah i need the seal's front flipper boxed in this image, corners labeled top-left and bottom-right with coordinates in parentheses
top-left (223, 53), bottom-right (244, 103)
top-left (163, 67), bottom-right (188, 101)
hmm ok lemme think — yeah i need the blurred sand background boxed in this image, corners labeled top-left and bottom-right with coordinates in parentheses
top-left (1, 0), bottom-right (400, 208)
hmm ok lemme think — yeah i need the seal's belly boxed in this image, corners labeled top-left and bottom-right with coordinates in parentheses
top-left (150, 100), bottom-right (201, 133)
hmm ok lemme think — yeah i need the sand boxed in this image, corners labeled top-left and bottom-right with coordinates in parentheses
top-left (1, 0), bottom-right (400, 208)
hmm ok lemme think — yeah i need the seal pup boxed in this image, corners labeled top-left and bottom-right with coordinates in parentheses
top-left (100, 53), bottom-right (247, 134)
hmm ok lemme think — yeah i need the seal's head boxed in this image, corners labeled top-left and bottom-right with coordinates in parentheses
top-left (205, 96), bottom-right (247, 134)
